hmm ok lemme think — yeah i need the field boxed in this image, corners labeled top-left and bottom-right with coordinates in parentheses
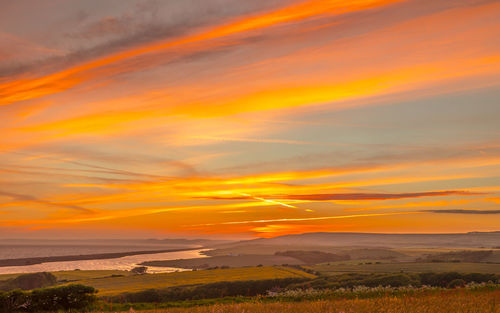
top-left (204, 245), bottom-right (411, 260)
top-left (141, 254), bottom-right (303, 268)
top-left (66, 266), bottom-right (315, 295)
top-left (100, 289), bottom-right (499, 313)
top-left (0, 270), bottom-right (133, 282)
top-left (309, 262), bottom-right (500, 275)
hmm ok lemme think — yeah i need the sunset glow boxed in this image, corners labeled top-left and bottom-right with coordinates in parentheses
top-left (0, 0), bottom-right (499, 239)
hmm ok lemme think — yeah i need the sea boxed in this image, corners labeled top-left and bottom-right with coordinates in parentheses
top-left (0, 240), bottom-right (208, 275)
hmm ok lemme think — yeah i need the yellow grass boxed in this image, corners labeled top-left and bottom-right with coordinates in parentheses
top-left (107, 290), bottom-right (500, 313)
top-left (70, 266), bottom-right (315, 295)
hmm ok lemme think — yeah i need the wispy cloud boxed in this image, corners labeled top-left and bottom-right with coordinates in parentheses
top-left (425, 209), bottom-right (500, 215)
top-left (0, 0), bottom-right (404, 106)
top-left (193, 211), bottom-right (425, 226)
top-left (274, 191), bottom-right (485, 201)
top-left (0, 190), bottom-right (96, 214)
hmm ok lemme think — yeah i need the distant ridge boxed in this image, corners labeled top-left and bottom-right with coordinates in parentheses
top-left (215, 231), bottom-right (500, 249)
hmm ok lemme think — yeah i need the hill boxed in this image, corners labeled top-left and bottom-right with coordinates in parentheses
top-left (229, 232), bottom-right (500, 249)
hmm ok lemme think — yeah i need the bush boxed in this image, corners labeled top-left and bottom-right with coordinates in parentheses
top-left (286, 271), bottom-right (499, 291)
top-left (0, 284), bottom-right (97, 312)
top-left (0, 289), bottom-right (29, 313)
top-left (418, 272), bottom-right (498, 287)
top-left (131, 266), bottom-right (148, 275)
top-left (447, 279), bottom-right (466, 288)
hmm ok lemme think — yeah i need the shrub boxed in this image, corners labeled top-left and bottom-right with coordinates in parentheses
top-left (131, 266), bottom-right (148, 274)
top-left (0, 289), bottom-right (29, 313)
top-left (419, 272), bottom-right (498, 287)
top-left (447, 279), bottom-right (466, 288)
top-left (0, 284), bottom-right (97, 312)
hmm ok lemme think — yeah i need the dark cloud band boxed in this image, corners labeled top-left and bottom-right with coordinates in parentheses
top-left (425, 209), bottom-right (500, 215)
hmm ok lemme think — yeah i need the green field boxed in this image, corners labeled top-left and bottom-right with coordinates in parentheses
top-left (64, 266), bottom-right (315, 295)
top-left (309, 262), bottom-right (500, 275)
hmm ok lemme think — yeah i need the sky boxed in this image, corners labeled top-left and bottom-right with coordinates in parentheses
top-left (0, 0), bottom-right (499, 239)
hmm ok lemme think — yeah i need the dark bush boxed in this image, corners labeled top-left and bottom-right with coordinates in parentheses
top-left (131, 266), bottom-right (148, 275)
top-left (447, 279), bottom-right (466, 288)
top-left (462, 273), bottom-right (498, 284)
top-left (418, 272), bottom-right (498, 287)
top-left (0, 284), bottom-right (96, 312)
top-left (0, 289), bottom-right (29, 313)
top-left (33, 284), bottom-right (97, 311)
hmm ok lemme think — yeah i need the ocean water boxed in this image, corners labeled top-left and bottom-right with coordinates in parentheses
top-left (0, 248), bottom-right (208, 274)
top-left (0, 244), bottom-right (185, 259)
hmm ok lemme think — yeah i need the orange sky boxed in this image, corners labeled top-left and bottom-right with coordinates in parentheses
top-left (0, 0), bottom-right (499, 239)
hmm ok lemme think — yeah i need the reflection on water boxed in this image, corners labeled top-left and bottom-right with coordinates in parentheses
top-left (0, 244), bottom-right (189, 259)
top-left (0, 249), bottom-right (208, 274)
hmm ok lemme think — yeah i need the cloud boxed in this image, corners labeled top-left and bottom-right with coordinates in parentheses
top-left (194, 211), bottom-right (424, 226)
top-left (0, 190), bottom-right (95, 214)
top-left (425, 209), bottom-right (500, 214)
top-left (201, 190), bottom-right (485, 201)
top-left (0, 0), bottom-right (285, 78)
top-left (275, 190), bottom-right (485, 201)
top-left (217, 142), bottom-right (500, 175)
top-left (0, 0), bottom-right (406, 105)
top-left (1, 0), bottom-right (499, 237)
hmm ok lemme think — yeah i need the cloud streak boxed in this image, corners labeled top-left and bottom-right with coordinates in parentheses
top-left (194, 211), bottom-right (425, 226)
top-left (0, 0), bottom-right (403, 106)
top-left (0, 190), bottom-right (95, 214)
top-left (274, 191), bottom-right (485, 201)
top-left (425, 209), bottom-right (500, 215)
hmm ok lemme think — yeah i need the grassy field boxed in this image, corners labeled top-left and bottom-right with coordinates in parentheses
top-left (205, 245), bottom-right (411, 260)
top-left (98, 289), bottom-right (500, 313)
top-left (68, 266), bottom-right (315, 295)
top-left (309, 262), bottom-right (500, 275)
top-left (55, 269), bottom-right (133, 281)
top-left (0, 270), bottom-right (133, 282)
top-left (141, 254), bottom-right (303, 268)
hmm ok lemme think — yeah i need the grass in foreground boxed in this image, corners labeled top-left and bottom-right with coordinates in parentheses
top-left (71, 266), bottom-right (315, 295)
top-left (99, 289), bottom-right (499, 313)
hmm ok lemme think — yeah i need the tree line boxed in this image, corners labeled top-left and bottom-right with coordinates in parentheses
top-left (287, 271), bottom-right (499, 290)
top-left (109, 278), bottom-right (309, 303)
